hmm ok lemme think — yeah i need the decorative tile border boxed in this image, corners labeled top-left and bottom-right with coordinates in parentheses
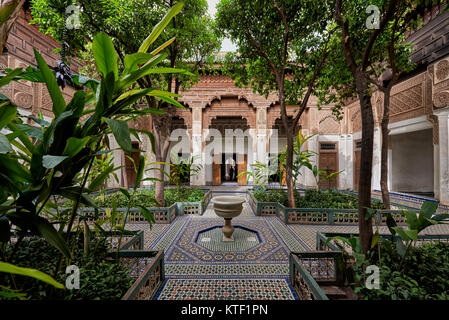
top-left (155, 278), bottom-right (297, 300)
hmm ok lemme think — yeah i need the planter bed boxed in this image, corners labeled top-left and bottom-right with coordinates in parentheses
top-left (177, 189), bottom-right (213, 216)
top-left (248, 190), bottom-right (410, 225)
top-left (80, 204), bottom-right (178, 224)
top-left (289, 251), bottom-right (353, 300)
top-left (316, 231), bottom-right (449, 252)
top-left (107, 232), bottom-right (165, 300)
top-left (79, 189), bottom-right (212, 223)
top-left (279, 205), bottom-right (409, 225)
top-left (108, 250), bottom-right (165, 300)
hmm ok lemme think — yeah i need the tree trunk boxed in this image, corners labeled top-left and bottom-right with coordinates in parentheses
top-left (154, 160), bottom-right (165, 207)
top-left (286, 130), bottom-right (295, 208)
top-left (380, 87), bottom-right (391, 209)
top-left (0, 0), bottom-right (25, 55)
top-left (355, 71), bottom-right (374, 254)
top-left (152, 113), bottom-right (172, 207)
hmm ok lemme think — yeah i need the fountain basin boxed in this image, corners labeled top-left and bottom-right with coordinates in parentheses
top-left (211, 196), bottom-right (246, 219)
top-left (211, 196), bottom-right (245, 242)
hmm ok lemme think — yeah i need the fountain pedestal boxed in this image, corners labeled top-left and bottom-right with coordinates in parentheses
top-left (211, 196), bottom-right (245, 242)
top-left (222, 218), bottom-right (235, 242)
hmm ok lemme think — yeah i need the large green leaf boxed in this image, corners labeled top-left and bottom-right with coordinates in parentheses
top-left (0, 0), bottom-right (19, 25)
top-left (138, 1), bottom-right (184, 53)
top-left (42, 155), bottom-right (68, 169)
top-left (103, 118), bottom-right (132, 153)
top-left (0, 262), bottom-right (64, 289)
top-left (6, 212), bottom-right (71, 259)
top-left (63, 137), bottom-right (90, 157)
top-left (150, 36), bottom-right (176, 56)
top-left (137, 205), bottom-right (155, 227)
top-left (88, 165), bottom-right (123, 192)
top-left (116, 88), bottom-right (181, 102)
top-left (0, 154), bottom-right (31, 183)
top-left (404, 210), bottom-right (418, 230)
top-left (419, 201), bottom-right (438, 223)
top-left (123, 52), bottom-right (153, 74)
top-left (0, 133), bottom-right (12, 154)
top-left (134, 155), bottom-right (145, 189)
top-left (116, 53), bottom-right (166, 91)
top-left (0, 68), bottom-right (23, 88)
top-left (59, 187), bottom-right (97, 208)
top-left (33, 49), bottom-right (66, 117)
top-left (93, 33), bottom-right (118, 80)
top-left (393, 227), bottom-right (418, 242)
top-left (0, 104), bottom-right (17, 130)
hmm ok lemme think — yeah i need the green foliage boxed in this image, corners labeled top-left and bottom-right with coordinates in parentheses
top-left (0, 4), bottom-right (186, 298)
top-left (167, 153), bottom-right (202, 187)
top-left (238, 161), bottom-right (273, 188)
top-left (30, 0), bottom-right (221, 92)
top-left (1, 235), bottom-right (132, 300)
top-left (0, 261), bottom-right (64, 291)
top-left (354, 242), bottom-right (449, 300)
top-left (91, 188), bottom-right (205, 208)
top-left (253, 189), bottom-right (289, 206)
top-left (253, 189), bottom-right (384, 209)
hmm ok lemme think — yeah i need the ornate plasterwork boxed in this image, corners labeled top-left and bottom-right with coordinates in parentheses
top-left (430, 57), bottom-right (449, 110)
top-left (435, 59), bottom-right (449, 83)
top-left (427, 114), bottom-right (439, 145)
top-left (434, 90), bottom-right (449, 108)
top-left (389, 73), bottom-right (425, 123)
top-left (318, 111), bottom-right (341, 134)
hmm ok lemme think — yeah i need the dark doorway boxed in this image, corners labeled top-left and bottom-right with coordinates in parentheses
top-left (221, 153), bottom-right (237, 183)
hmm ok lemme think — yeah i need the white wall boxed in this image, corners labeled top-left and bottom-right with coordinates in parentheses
top-left (391, 129), bottom-right (434, 193)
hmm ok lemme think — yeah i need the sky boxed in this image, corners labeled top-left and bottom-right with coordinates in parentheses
top-left (206, 0), bottom-right (237, 52)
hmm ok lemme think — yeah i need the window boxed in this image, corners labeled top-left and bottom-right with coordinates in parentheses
top-left (320, 143), bottom-right (336, 150)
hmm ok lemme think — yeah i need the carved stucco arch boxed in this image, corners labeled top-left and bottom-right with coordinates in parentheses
top-left (202, 94), bottom-right (257, 129)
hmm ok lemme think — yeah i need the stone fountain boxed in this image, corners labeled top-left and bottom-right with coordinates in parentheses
top-left (211, 196), bottom-right (246, 242)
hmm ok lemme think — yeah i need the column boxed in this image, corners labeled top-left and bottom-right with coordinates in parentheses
top-left (338, 134), bottom-right (353, 189)
top-left (435, 109), bottom-right (449, 205)
top-left (256, 106), bottom-right (268, 165)
top-left (371, 125), bottom-right (382, 190)
top-left (191, 105), bottom-right (205, 186)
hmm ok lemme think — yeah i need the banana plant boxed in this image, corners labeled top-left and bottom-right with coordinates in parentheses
top-left (237, 160), bottom-right (272, 189)
top-left (167, 153), bottom-right (202, 189)
top-left (279, 130), bottom-right (317, 186)
top-left (0, 2), bottom-right (186, 286)
top-left (383, 201), bottom-right (449, 264)
top-left (0, 261), bottom-right (64, 299)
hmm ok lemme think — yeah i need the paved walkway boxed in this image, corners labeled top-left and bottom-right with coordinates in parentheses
top-left (126, 192), bottom-right (449, 300)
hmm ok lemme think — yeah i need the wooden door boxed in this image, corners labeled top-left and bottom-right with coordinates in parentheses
top-left (212, 161), bottom-right (221, 185)
top-left (237, 154), bottom-right (247, 185)
top-left (354, 140), bottom-right (361, 191)
top-left (318, 143), bottom-right (338, 189)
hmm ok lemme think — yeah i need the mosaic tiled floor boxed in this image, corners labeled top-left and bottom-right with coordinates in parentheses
top-left (131, 192), bottom-right (449, 300)
top-left (155, 278), bottom-right (297, 300)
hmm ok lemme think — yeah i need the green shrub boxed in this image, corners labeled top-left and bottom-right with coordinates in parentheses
top-left (1, 235), bottom-right (133, 300)
top-left (354, 242), bottom-right (449, 300)
top-left (90, 188), bottom-right (206, 208)
top-left (252, 189), bottom-right (383, 209)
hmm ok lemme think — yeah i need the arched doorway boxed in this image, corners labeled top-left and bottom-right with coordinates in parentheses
top-left (207, 116), bottom-right (251, 186)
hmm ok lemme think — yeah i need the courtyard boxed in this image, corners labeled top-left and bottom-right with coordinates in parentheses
top-left (1, 0), bottom-right (449, 305)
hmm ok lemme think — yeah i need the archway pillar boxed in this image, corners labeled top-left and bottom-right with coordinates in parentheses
top-left (191, 105), bottom-right (206, 185)
top-left (256, 105), bottom-right (268, 165)
top-left (435, 108), bottom-right (449, 204)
